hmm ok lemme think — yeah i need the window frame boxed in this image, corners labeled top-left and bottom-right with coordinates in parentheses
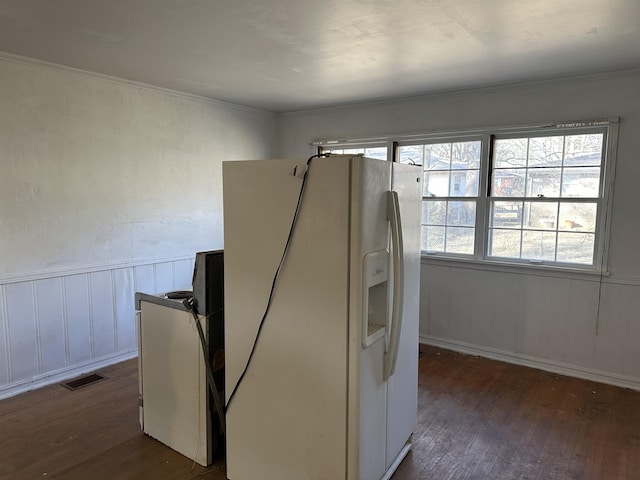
top-left (485, 125), bottom-right (611, 271)
top-left (312, 119), bottom-right (619, 274)
top-left (317, 140), bottom-right (391, 161)
top-left (397, 133), bottom-right (488, 258)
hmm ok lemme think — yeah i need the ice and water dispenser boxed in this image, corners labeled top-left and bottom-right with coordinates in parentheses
top-left (362, 249), bottom-right (390, 348)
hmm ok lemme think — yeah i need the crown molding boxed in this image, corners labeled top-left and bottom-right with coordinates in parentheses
top-left (279, 67), bottom-right (640, 117)
top-left (0, 51), bottom-right (274, 116)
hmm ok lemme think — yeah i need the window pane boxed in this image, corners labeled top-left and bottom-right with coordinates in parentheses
top-left (449, 170), bottom-right (479, 196)
top-left (422, 200), bottom-right (477, 255)
top-left (446, 201), bottom-right (476, 227)
top-left (422, 200), bottom-right (446, 225)
top-left (522, 230), bottom-right (557, 261)
top-left (489, 229), bottom-right (522, 258)
top-left (451, 141), bottom-right (481, 169)
top-left (398, 145), bottom-right (424, 166)
top-left (525, 168), bottom-right (562, 197)
top-left (425, 143), bottom-right (451, 170)
top-left (523, 202), bottom-right (558, 229)
top-left (325, 147), bottom-right (364, 155)
top-left (492, 134), bottom-right (605, 202)
top-left (445, 227), bottom-right (475, 254)
top-left (324, 146), bottom-right (388, 161)
top-left (494, 138), bottom-right (527, 168)
top-left (418, 139), bottom-right (480, 255)
top-left (364, 147), bottom-right (387, 160)
top-left (491, 201), bottom-right (523, 228)
top-left (558, 203), bottom-right (597, 232)
top-left (556, 232), bottom-right (595, 264)
top-left (423, 225), bottom-right (445, 251)
top-left (528, 136), bottom-right (563, 166)
top-left (561, 167), bottom-right (600, 197)
top-left (424, 171), bottom-right (450, 196)
top-left (564, 134), bottom-right (603, 165)
top-left (492, 169), bottom-right (525, 197)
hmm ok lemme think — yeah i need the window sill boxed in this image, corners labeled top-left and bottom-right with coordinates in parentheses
top-left (420, 253), bottom-right (608, 281)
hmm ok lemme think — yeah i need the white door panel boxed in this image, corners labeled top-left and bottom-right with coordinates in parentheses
top-left (349, 157), bottom-right (392, 480)
top-left (386, 163), bottom-right (422, 467)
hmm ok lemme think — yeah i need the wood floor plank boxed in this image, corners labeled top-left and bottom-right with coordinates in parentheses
top-left (1, 346), bottom-right (638, 479)
top-left (394, 347), bottom-right (640, 480)
top-left (0, 360), bottom-right (225, 480)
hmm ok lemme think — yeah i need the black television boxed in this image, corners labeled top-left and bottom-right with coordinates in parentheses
top-left (192, 249), bottom-right (225, 451)
top-left (192, 249), bottom-right (224, 318)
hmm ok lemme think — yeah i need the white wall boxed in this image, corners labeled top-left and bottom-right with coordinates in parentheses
top-left (276, 70), bottom-right (640, 390)
top-left (0, 56), bottom-right (276, 398)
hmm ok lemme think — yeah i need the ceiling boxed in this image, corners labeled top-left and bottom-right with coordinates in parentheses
top-left (1, 0), bottom-right (640, 112)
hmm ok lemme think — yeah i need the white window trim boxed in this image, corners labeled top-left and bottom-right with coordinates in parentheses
top-left (311, 118), bottom-right (619, 275)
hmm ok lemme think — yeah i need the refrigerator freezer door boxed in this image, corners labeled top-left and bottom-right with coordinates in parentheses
top-left (385, 163), bottom-right (422, 470)
top-left (348, 156), bottom-right (393, 480)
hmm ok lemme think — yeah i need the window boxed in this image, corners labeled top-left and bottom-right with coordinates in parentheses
top-left (488, 132), bottom-right (604, 265)
top-left (315, 120), bottom-right (617, 272)
top-left (320, 145), bottom-right (388, 160)
top-left (398, 139), bottom-right (482, 255)
top-left (399, 122), bottom-right (615, 271)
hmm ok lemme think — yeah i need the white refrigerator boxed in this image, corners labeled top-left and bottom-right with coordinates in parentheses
top-left (222, 155), bottom-right (421, 480)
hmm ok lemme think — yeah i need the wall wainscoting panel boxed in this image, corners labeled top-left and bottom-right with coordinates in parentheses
top-left (420, 263), bottom-right (640, 391)
top-left (0, 256), bottom-right (194, 400)
top-left (0, 286), bottom-right (9, 387)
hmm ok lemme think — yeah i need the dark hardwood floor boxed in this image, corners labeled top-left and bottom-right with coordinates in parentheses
top-left (1, 346), bottom-right (638, 479)
top-left (396, 348), bottom-right (639, 480)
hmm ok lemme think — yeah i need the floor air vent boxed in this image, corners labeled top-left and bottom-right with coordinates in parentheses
top-left (61, 373), bottom-right (106, 391)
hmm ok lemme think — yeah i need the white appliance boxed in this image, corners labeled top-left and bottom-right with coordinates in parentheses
top-left (136, 294), bottom-right (212, 466)
top-left (136, 251), bottom-right (225, 467)
top-left (222, 155), bottom-right (421, 480)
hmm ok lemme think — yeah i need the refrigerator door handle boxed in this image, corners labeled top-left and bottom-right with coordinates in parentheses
top-left (384, 190), bottom-right (404, 380)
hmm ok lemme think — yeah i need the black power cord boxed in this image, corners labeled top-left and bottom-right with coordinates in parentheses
top-left (183, 296), bottom-right (227, 437)
top-left (225, 154), bottom-right (327, 411)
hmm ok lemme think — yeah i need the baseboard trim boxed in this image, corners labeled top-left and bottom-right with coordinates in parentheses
top-left (420, 335), bottom-right (640, 392)
top-left (0, 350), bottom-right (138, 400)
